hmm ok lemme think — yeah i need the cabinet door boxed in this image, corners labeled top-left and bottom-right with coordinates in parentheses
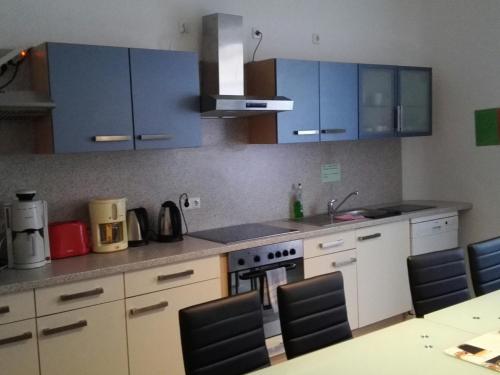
top-left (356, 221), bottom-right (412, 327)
top-left (48, 43), bottom-right (134, 153)
top-left (397, 67), bottom-right (432, 136)
top-left (126, 278), bottom-right (221, 375)
top-left (304, 249), bottom-right (359, 329)
top-left (38, 300), bottom-right (128, 375)
top-left (130, 49), bottom-right (201, 150)
top-left (276, 59), bottom-right (320, 143)
top-left (320, 62), bottom-right (358, 141)
top-left (358, 65), bottom-right (396, 139)
top-left (0, 319), bottom-right (39, 375)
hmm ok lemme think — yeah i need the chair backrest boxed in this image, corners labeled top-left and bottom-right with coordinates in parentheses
top-left (277, 272), bottom-right (352, 359)
top-left (407, 247), bottom-right (470, 317)
top-left (468, 237), bottom-right (500, 296)
top-left (179, 291), bottom-right (270, 375)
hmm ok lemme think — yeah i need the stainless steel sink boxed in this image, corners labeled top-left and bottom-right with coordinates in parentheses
top-left (295, 208), bottom-right (395, 227)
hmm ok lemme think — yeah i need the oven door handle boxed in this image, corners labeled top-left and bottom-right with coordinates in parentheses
top-left (239, 263), bottom-right (297, 280)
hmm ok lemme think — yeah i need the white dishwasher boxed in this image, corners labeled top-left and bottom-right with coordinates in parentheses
top-left (410, 212), bottom-right (459, 255)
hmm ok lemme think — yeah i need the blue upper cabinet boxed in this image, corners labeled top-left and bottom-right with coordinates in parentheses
top-left (397, 67), bottom-right (432, 137)
top-left (319, 62), bottom-right (358, 142)
top-left (129, 49), bottom-right (201, 150)
top-left (47, 43), bottom-right (134, 153)
top-left (276, 59), bottom-right (320, 143)
top-left (358, 65), bottom-right (397, 139)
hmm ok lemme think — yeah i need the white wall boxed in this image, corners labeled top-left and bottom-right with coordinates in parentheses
top-left (402, 0), bottom-right (500, 245)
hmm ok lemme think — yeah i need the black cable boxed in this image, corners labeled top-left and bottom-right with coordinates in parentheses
top-left (178, 193), bottom-right (189, 234)
top-left (0, 63), bottom-right (19, 91)
top-left (252, 31), bottom-right (263, 62)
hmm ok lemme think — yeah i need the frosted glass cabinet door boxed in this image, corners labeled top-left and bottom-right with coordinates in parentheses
top-left (397, 67), bottom-right (432, 136)
top-left (358, 65), bottom-right (396, 139)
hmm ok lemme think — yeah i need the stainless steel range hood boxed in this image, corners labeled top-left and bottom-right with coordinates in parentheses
top-left (0, 90), bottom-right (54, 119)
top-left (201, 13), bottom-right (293, 118)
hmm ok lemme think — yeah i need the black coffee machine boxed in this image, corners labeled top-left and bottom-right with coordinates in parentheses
top-left (157, 201), bottom-right (183, 242)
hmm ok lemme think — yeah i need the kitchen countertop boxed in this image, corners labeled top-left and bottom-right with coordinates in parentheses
top-left (0, 200), bottom-right (471, 295)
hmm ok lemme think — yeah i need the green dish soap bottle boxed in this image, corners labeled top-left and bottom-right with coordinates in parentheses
top-left (293, 183), bottom-right (304, 219)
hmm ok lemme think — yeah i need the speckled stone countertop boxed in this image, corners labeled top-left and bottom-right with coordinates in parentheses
top-left (0, 200), bottom-right (471, 295)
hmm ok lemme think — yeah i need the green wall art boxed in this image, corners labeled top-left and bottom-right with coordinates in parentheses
top-left (475, 108), bottom-right (500, 146)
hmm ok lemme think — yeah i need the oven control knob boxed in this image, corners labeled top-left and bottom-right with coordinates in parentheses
top-left (283, 250), bottom-right (289, 256)
top-left (268, 253), bottom-right (274, 260)
top-left (275, 251), bottom-right (282, 258)
top-left (290, 248), bottom-right (296, 255)
top-left (254, 255), bottom-right (261, 262)
top-left (238, 258), bottom-right (245, 266)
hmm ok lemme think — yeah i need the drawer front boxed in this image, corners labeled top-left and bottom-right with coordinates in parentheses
top-left (38, 300), bottom-right (128, 375)
top-left (304, 230), bottom-right (356, 259)
top-left (0, 290), bottom-right (35, 325)
top-left (0, 319), bottom-right (39, 375)
top-left (304, 249), bottom-right (359, 329)
top-left (126, 278), bottom-right (221, 375)
top-left (125, 256), bottom-right (220, 297)
top-left (35, 274), bottom-right (124, 316)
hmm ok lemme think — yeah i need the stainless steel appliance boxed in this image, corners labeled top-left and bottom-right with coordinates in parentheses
top-left (3, 190), bottom-right (51, 269)
top-left (189, 223), bottom-right (298, 244)
top-left (228, 240), bottom-right (304, 356)
top-left (127, 207), bottom-right (149, 247)
top-left (158, 201), bottom-right (183, 242)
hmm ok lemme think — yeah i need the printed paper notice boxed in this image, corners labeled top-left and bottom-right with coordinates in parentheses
top-left (321, 163), bottom-right (341, 183)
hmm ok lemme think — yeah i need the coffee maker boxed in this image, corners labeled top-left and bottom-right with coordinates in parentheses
top-left (89, 198), bottom-right (128, 253)
top-left (3, 190), bottom-right (51, 269)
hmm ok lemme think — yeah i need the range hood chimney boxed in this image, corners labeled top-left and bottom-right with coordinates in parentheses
top-left (200, 13), bottom-right (293, 118)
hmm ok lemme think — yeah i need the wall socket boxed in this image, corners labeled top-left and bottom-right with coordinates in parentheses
top-left (312, 33), bottom-right (320, 44)
top-left (251, 27), bottom-right (262, 39)
top-left (183, 197), bottom-right (201, 210)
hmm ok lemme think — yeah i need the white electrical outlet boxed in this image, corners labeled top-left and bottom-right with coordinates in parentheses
top-left (251, 27), bottom-right (262, 39)
top-left (178, 21), bottom-right (189, 34)
top-left (312, 33), bottom-right (320, 45)
top-left (184, 197), bottom-right (201, 210)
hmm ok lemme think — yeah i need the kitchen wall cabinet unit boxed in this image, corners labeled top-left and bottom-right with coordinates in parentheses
top-left (356, 221), bottom-right (412, 326)
top-left (31, 42), bottom-right (201, 153)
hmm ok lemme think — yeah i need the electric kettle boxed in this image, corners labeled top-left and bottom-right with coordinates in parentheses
top-left (127, 207), bottom-right (149, 247)
top-left (158, 201), bottom-right (183, 242)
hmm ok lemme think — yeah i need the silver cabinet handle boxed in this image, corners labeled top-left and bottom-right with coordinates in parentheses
top-left (432, 226), bottom-right (442, 230)
top-left (0, 306), bottom-right (10, 314)
top-left (0, 332), bottom-right (33, 346)
top-left (358, 233), bottom-right (382, 241)
top-left (129, 301), bottom-right (169, 316)
top-left (319, 239), bottom-right (345, 249)
top-left (294, 130), bottom-right (319, 136)
top-left (332, 257), bottom-right (357, 268)
top-left (397, 105), bottom-right (402, 132)
top-left (59, 287), bottom-right (104, 302)
top-left (42, 320), bottom-right (87, 336)
top-left (321, 129), bottom-right (347, 134)
top-left (93, 135), bottom-right (131, 142)
top-left (137, 134), bottom-right (173, 141)
top-left (157, 269), bottom-right (194, 282)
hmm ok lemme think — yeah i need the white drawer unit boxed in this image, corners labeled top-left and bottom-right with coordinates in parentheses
top-left (0, 319), bottom-right (39, 375)
top-left (124, 256), bottom-right (220, 297)
top-left (410, 212), bottom-right (458, 255)
top-left (35, 274), bottom-right (124, 316)
top-left (303, 230), bottom-right (356, 259)
top-left (0, 290), bottom-right (35, 325)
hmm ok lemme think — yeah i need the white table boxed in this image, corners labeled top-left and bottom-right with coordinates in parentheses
top-left (251, 319), bottom-right (489, 374)
top-left (424, 290), bottom-right (500, 334)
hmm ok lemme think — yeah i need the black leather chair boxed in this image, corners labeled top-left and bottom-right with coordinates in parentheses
top-left (468, 237), bottom-right (500, 296)
top-left (407, 247), bottom-right (470, 317)
top-left (179, 291), bottom-right (270, 375)
top-left (277, 272), bottom-right (352, 359)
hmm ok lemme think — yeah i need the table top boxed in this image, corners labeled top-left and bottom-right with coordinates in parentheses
top-left (424, 290), bottom-right (500, 334)
top-left (251, 319), bottom-right (489, 375)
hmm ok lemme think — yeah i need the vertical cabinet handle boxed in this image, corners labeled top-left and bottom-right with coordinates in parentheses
top-left (93, 135), bottom-right (131, 142)
top-left (0, 306), bottom-right (10, 314)
top-left (42, 320), bottom-right (88, 336)
top-left (332, 257), bottom-right (357, 268)
top-left (157, 270), bottom-right (194, 282)
top-left (129, 301), bottom-right (169, 316)
top-left (319, 239), bottom-right (345, 249)
top-left (0, 332), bottom-right (33, 346)
top-left (59, 287), bottom-right (104, 302)
top-left (358, 233), bottom-right (382, 241)
top-left (294, 130), bottom-right (319, 136)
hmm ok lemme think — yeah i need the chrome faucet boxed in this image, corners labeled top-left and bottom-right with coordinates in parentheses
top-left (328, 191), bottom-right (359, 217)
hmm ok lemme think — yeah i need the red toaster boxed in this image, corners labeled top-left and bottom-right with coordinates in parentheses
top-left (49, 221), bottom-right (91, 259)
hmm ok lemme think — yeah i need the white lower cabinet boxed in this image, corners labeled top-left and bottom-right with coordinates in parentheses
top-left (0, 319), bottom-right (39, 375)
top-left (126, 278), bottom-right (221, 375)
top-left (37, 300), bottom-right (128, 375)
top-left (356, 221), bottom-right (412, 327)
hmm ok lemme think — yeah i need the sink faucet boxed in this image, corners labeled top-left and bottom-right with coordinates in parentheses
top-left (328, 191), bottom-right (359, 217)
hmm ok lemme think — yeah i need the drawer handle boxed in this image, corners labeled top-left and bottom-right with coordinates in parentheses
top-left (0, 305), bottom-right (10, 314)
top-left (294, 130), bottom-right (319, 136)
top-left (137, 134), bottom-right (173, 141)
top-left (42, 320), bottom-right (87, 336)
top-left (321, 129), bottom-right (347, 134)
top-left (358, 233), bottom-right (381, 241)
top-left (319, 239), bottom-right (345, 249)
top-left (432, 225), bottom-right (442, 230)
top-left (0, 331), bottom-right (33, 346)
top-left (130, 301), bottom-right (169, 316)
top-left (332, 257), bottom-right (357, 268)
top-left (157, 269), bottom-right (194, 282)
top-left (59, 287), bottom-right (104, 302)
top-left (93, 135), bottom-right (131, 142)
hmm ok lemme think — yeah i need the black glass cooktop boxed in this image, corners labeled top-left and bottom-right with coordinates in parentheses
top-left (379, 204), bottom-right (435, 213)
top-left (188, 223), bottom-right (298, 244)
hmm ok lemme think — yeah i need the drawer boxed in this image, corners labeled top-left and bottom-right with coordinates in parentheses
top-left (303, 230), bottom-right (356, 259)
top-left (35, 274), bottom-right (124, 316)
top-left (125, 256), bottom-right (221, 297)
top-left (0, 319), bottom-right (39, 375)
top-left (0, 290), bottom-right (35, 325)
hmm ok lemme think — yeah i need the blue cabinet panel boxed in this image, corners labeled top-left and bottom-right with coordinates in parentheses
top-left (320, 62), bottom-right (358, 142)
top-left (129, 49), bottom-right (201, 150)
top-left (276, 59), bottom-right (320, 143)
top-left (47, 43), bottom-right (134, 153)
